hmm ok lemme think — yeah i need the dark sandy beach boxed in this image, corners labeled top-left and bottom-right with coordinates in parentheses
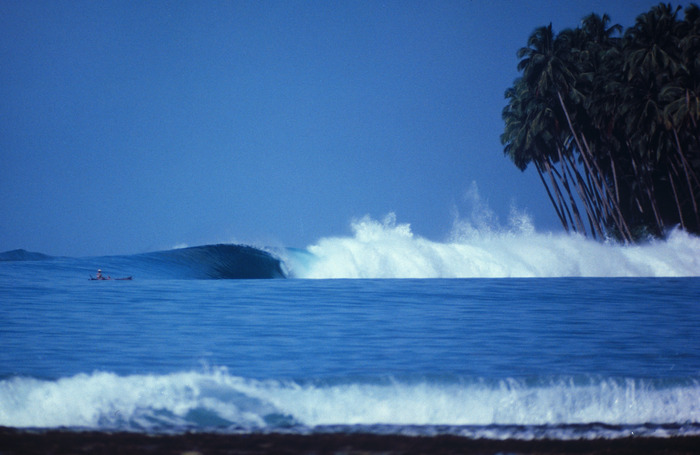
top-left (1, 428), bottom-right (699, 455)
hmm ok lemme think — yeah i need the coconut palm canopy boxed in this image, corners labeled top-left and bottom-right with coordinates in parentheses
top-left (502, 3), bottom-right (700, 241)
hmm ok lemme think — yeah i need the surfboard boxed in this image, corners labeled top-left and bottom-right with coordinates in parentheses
top-left (89, 276), bottom-right (132, 281)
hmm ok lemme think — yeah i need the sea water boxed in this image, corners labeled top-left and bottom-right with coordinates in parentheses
top-left (1, 218), bottom-right (700, 440)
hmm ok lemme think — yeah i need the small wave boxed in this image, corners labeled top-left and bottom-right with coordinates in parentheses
top-left (0, 249), bottom-right (54, 262)
top-left (1, 370), bottom-right (698, 436)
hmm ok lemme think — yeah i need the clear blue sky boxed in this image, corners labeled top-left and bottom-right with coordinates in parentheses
top-left (1, 0), bottom-right (668, 256)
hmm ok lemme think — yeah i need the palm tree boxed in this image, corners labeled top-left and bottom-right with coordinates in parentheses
top-left (502, 3), bottom-right (700, 240)
top-left (517, 23), bottom-right (631, 240)
top-left (502, 78), bottom-right (573, 231)
top-left (623, 3), bottom-right (698, 233)
top-left (661, 4), bottom-right (700, 231)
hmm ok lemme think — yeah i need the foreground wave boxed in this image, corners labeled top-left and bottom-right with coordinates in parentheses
top-left (1, 369), bottom-right (698, 438)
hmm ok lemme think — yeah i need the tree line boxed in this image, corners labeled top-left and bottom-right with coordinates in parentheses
top-left (501, 3), bottom-right (700, 242)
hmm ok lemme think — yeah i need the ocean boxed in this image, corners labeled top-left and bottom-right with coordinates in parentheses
top-left (1, 218), bottom-right (700, 446)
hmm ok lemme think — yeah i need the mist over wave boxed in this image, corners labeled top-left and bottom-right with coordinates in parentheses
top-left (286, 213), bottom-right (700, 279)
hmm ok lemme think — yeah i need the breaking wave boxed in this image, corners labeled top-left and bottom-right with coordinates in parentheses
top-left (3, 214), bottom-right (699, 280)
top-left (0, 244), bottom-right (286, 280)
top-left (130, 244), bottom-right (286, 279)
top-left (1, 369), bottom-right (698, 438)
top-left (286, 213), bottom-right (700, 278)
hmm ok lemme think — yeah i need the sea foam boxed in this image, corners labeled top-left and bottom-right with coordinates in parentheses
top-left (1, 370), bottom-right (698, 436)
top-left (288, 213), bottom-right (700, 278)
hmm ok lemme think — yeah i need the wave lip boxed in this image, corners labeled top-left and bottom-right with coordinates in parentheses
top-left (136, 244), bottom-right (286, 279)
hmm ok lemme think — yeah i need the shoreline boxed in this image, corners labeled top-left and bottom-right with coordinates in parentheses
top-left (2, 428), bottom-right (700, 454)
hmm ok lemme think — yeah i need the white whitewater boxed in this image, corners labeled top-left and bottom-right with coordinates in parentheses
top-left (2, 370), bottom-right (698, 432)
top-left (288, 212), bottom-right (700, 279)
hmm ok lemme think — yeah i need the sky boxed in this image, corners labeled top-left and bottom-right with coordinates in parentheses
top-left (1, 0), bottom-right (673, 257)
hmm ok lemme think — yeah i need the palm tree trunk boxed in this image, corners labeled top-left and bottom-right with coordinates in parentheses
top-left (555, 146), bottom-right (587, 235)
top-left (557, 90), bottom-right (632, 242)
top-left (626, 141), bottom-right (664, 235)
top-left (578, 154), bottom-right (606, 229)
top-left (535, 160), bottom-right (569, 230)
top-left (562, 150), bottom-right (605, 239)
top-left (556, 91), bottom-right (634, 241)
top-left (672, 128), bottom-right (700, 229)
top-left (543, 157), bottom-right (577, 232)
top-left (579, 128), bottom-right (634, 241)
top-left (607, 149), bottom-right (621, 206)
top-left (667, 160), bottom-right (687, 230)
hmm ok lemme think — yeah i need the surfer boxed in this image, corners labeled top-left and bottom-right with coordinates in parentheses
top-left (91, 269), bottom-right (132, 281)
top-left (95, 269), bottom-right (110, 280)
